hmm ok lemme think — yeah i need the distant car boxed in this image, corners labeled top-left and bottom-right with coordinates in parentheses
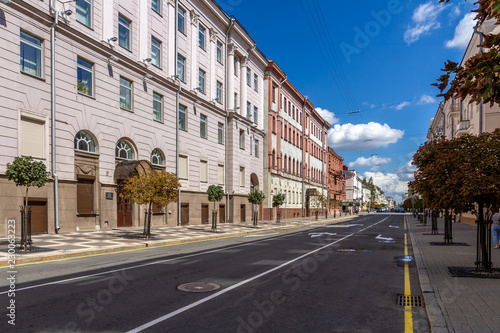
top-left (376, 208), bottom-right (384, 212)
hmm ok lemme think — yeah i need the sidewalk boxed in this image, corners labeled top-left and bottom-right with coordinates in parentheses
top-left (408, 214), bottom-right (500, 333)
top-left (0, 213), bottom-right (358, 266)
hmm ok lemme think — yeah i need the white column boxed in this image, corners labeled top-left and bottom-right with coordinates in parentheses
top-left (190, 10), bottom-right (199, 90)
top-left (102, 0), bottom-right (114, 41)
top-left (139, 0), bottom-right (148, 62)
top-left (210, 29), bottom-right (217, 102)
top-left (227, 43), bottom-right (235, 111)
top-left (240, 56), bottom-right (248, 117)
top-left (167, 0), bottom-right (176, 77)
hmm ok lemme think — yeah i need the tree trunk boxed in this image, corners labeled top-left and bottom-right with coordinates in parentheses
top-left (431, 210), bottom-right (438, 235)
top-left (444, 210), bottom-right (453, 244)
top-left (475, 203), bottom-right (492, 272)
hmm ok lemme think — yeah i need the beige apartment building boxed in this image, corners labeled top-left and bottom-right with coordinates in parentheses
top-left (0, 0), bottom-right (266, 236)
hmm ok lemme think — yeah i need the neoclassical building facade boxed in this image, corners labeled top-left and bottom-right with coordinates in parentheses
top-left (0, 0), bottom-right (266, 236)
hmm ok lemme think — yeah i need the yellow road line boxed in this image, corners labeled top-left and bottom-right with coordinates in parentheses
top-left (404, 217), bottom-right (413, 333)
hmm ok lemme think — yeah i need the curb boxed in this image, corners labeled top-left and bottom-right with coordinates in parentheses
top-left (407, 216), bottom-right (450, 333)
top-left (1, 215), bottom-right (356, 266)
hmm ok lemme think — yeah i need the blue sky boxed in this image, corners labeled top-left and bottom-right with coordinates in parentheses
top-left (222, 0), bottom-right (477, 202)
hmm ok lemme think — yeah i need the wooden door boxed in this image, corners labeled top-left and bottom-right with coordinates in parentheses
top-left (219, 204), bottom-right (225, 223)
top-left (240, 204), bottom-right (246, 222)
top-left (117, 182), bottom-right (132, 227)
top-left (28, 200), bottom-right (47, 234)
top-left (181, 204), bottom-right (189, 225)
top-left (201, 204), bottom-right (209, 224)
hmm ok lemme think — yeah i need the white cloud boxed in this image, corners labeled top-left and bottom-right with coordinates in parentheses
top-left (364, 171), bottom-right (410, 198)
top-left (404, 2), bottom-right (446, 45)
top-left (445, 13), bottom-right (476, 48)
top-left (394, 101), bottom-right (411, 110)
top-left (362, 102), bottom-right (376, 109)
top-left (328, 122), bottom-right (404, 152)
top-left (347, 156), bottom-right (391, 168)
top-left (418, 94), bottom-right (436, 104)
top-left (315, 107), bottom-right (339, 125)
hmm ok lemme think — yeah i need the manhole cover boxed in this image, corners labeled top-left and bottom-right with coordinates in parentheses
top-left (177, 282), bottom-right (221, 293)
top-left (398, 295), bottom-right (424, 307)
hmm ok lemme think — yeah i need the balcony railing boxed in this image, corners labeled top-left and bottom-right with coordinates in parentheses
top-left (456, 120), bottom-right (470, 132)
top-left (449, 103), bottom-right (460, 115)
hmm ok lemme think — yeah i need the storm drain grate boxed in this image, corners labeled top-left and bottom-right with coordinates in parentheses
top-left (177, 282), bottom-right (221, 293)
top-left (398, 295), bottom-right (424, 307)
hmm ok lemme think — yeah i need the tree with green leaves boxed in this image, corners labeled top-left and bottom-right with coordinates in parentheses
top-left (6, 156), bottom-right (50, 250)
top-left (207, 185), bottom-right (224, 232)
top-left (121, 170), bottom-right (180, 239)
top-left (316, 194), bottom-right (328, 218)
top-left (434, 0), bottom-right (500, 105)
top-left (272, 193), bottom-right (285, 223)
top-left (248, 190), bottom-right (265, 227)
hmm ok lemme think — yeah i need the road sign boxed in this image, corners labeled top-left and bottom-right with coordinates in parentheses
top-left (271, 190), bottom-right (274, 196)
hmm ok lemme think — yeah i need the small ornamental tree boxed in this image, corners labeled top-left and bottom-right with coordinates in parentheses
top-left (6, 156), bottom-right (50, 250)
top-left (272, 193), bottom-right (285, 223)
top-left (207, 185), bottom-right (224, 232)
top-left (121, 170), bottom-right (180, 239)
top-left (247, 191), bottom-right (265, 227)
top-left (317, 194), bottom-right (328, 218)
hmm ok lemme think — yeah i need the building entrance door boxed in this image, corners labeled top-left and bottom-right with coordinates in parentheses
top-left (240, 204), bottom-right (246, 222)
top-left (201, 204), bottom-right (209, 224)
top-left (117, 181), bottom-right (132, 227)
top-left (181, 204), bottom-right (189, 225)
top-left (28, 199), bottom-right (47, 234)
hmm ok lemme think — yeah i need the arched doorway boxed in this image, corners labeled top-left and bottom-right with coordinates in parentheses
top-left (114, 160), bottom-right (153, 227)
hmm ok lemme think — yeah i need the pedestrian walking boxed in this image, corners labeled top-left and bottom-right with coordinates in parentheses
top-left (492, 207), bottom-right (500, 249)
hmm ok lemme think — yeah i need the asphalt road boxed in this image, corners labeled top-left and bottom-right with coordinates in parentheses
top-left (1, 214), bottom-right (430, 332)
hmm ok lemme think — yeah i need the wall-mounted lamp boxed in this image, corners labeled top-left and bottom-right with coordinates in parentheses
top-left (170, 75), bottom-right (179, 79)
top-left (142, 58), bottom-right (152, 64)
top-left (107, 55), bottom-right (120, 63)
top-left (107, 37), bottom-right (118, 43)
top-left (143, 74), bottom-right (153, 80)
top-left (193, 87), bottom-right (201, 91)
top-left (61, 9), bottom-right (73, 16)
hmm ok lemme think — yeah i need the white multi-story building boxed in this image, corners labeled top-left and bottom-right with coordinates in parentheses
top-left (344, 169), bottom-right (362, 209)
top-left (0, 0), bottom-right (267, 236)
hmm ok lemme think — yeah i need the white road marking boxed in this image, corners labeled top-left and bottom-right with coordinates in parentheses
top-left (308, 232), bottom-right (337, 238)
top-left (376, 234), bottom-right (394, 241)
top-left (244, 232), bottom-right (280, 237)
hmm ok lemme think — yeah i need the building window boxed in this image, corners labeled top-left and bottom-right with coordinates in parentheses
top-left (179, 155), bottom-right (188, 179)
top-left (246, 68), bottom-right (251, 86)
top-left (254, 74), bottom-right (258, 91)
top-left (150, 149), bottom-right (163, 166)
top-left (216, 40), bottom-right (223, 63)
top-left (151, 0), bottom-right (161, 14)
top-left (179, 104), bottom-right (186, 130)
top-left (77, 57), bottom-right (93, 97)
top-left (74, 130), bottom-right (95, 152)
top-left (234, 57), bottom-right (238, 76)
top-left (218, 164), bottom-right (224, 185)
top-left (200, 160), bottom-right (208, 183)
top-left (153, 92), bottom-right (162, 122)
top-left (239, 129), bottom-right (245, 149)
top-left (177, 54), bottom-right (185, 82)
top-left (178, 6), bottom-right (185, 34)
top-left (216, 81), bottom-right (223, 103)
top-left (272, 85), bottom-right (276, 103)
top-left (20, 31), bottom-right (42, 78)
top-left (116, 140), bottom-right (133, 160)
top-left (254, 139), bottom-right (259, 157)
top-left (120, 77), bottom-right (132, 111)
top-left (118, 15), bottom-right (131, 50)
top-left (199, 25), bottom-right (206, 50)
top-left (76, 0), bottom-right (92, 27)
top-left (77, 176), bottom-right (94, 214)
top-left (253, 106), bottom-right (258, 125)
top-left (239, 167), bottom-right (245, 187)
top-left (20, 117), bottom-right (45, 158)
top-left (218, 122), bottom-right (224, 144)
top-left (151, 37), bottom-right (161, 67)
top-left (198, 69), bottom-right (206, 94)
top-left (234, 93), bottom-right (238, 109)
top-left (247, 102), bottom-right (251, 119)
top-left (200, 114), bottom-right (207, 138)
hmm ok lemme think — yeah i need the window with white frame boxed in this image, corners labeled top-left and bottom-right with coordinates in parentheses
top-left (239, 129), bottom-right (245, 149)
top-left (153, 92), bottom-right (162, 122)
top-left (74, 130), bottom-right (96, 152)
top-left (116, 140), bottom-right (133, 160)
top-left (20, 117), bottom-right (45, 158)
top-left (254, 139), bottom-right (259, 157)
top-left (200, 114), bottom-right (207, 138)
top-left (216, 81), bottom-right (222, 103)
top-left (151, 0), bottom-right (161, 14)
top-left (20, 31), bottom-right (42, 78)
top-left (76, 0), bottom-right (92, 27)
top-left (151, 37), bottom-right (161, 68)
top-left (216, 40), bottom-right (223, 63)
top-left (120, 77), bottom-right (132, 111)
top-left (247, 102), bottom-right (251, 119)
top-left (118, 15), bottom-right (131, 50)
top-left (200, 160), bottom-right (208, 183)
top-left (150, 149), bottom-right (163, 166)
top-left (177, 54), bottom-right (185, 81)
top-left (198, 69), bottom-right (206, 94)
top-left (179, 104), bottom-right (186, 130)
top-left (198, 25), bottom-right (205, 50)
top-left (218, 122), bottom-right (223, 144)
top-left (179, 155), bottom-right (188, 179)
top-left (177, 6), bottom-right (186, 34)
top-left (246, 68), bottom-right (251, 86)
top-left (254, 74), bottom-right (258, 91)
top-left (77, 57), bottom-right (93, 97)
top-left (253, 106), bottom-right (258, 125)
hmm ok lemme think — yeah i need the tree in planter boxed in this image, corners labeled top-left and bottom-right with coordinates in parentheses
top-left (207, 185), bottom-right (224, 232)
top-left (316, 194), bottom-right (328, 219)
top-left (5, 156), bottom-right (50, 250)
top-left (272, 193), bottom-right (285, 223)
top-left (247, 191), bottom-right (265, 227)
top-left (121, 170), bottom-right (180, 239)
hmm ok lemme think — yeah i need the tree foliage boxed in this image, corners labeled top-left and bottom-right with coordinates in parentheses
top-left (5, 156), bottom-right (50, 209)
top-left (207, 185), bottom-right (224, 210)
top-left (272, 193), bottom-right (285, 208)
top-left (247, 191), bottom-right (265, 205)
top-left (434, 0), bottom-right (500, 105)
top-left (121, 170), bottom-right (180, 209)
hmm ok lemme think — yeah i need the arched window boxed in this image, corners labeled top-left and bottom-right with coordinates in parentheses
top-left (284, 125), bottom-right (287, 141)
top-left (116, 140), bottom-right (133, 160)
top-left (284, 154), bottom-right (287, 171)
top-left (288, 156), bottom-right (291, 173)
top-left (74, 130), bottom-right (96, 152)
top-left (150, 149), bottom-right (163, 166)
top-left (272, 150), bottom-right (276, 168)
top-left (292, 158), bottom-right (295, 174)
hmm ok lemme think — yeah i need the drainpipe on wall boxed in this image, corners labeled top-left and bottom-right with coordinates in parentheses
top-left (174, 0), bottom-right (181, 226)
top-left (301, 98), bottom-right (307, 217)
top-left (225, 17), bottom-right (235, 222)
top-left (49, 0), bottom-right (60, 233)
top-left (474, 23), bottom-right (484, 134)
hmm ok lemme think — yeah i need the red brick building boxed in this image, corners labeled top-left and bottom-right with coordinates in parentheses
top-left (328, 148), bottom-right (345, 215)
